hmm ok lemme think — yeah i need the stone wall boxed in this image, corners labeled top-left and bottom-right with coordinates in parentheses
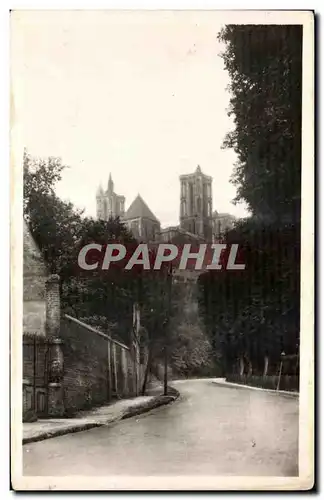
top-left (60, 315), bottom-right (137, 416)
top-left (22, 221), bottom-right (142, 418)
top-left (23, 221), bottom-right (50, 419)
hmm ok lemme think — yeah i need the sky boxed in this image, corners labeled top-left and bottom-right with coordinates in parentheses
top-left (12, 10), bottom-right (249, 227)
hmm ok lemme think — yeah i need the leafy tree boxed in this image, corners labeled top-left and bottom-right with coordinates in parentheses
top-left (63, 217), bottom-right (139, 343)
top-left (198, 25), bottom-right (302, 379)
top-left (23, 149), bottom-right (66, 207)
top-left (218, 25), bottom-right (302, 223)
top-left (199, 221), bottom-right (300, 375)
top-left (24, 150), bottom-right (138, 341)
top-left (23, 150), bottom-right (84, 283)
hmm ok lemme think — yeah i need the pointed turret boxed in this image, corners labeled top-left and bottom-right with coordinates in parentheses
top-left (196, 165), bottom-right (201, 174)
top-left (108, 173), bottom-right (114, 194)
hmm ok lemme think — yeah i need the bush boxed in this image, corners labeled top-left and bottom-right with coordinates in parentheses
top-left (170, 323), bottom-right (213, 378)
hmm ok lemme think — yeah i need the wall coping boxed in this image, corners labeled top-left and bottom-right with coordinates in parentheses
top-left (63, 314), bottom-right (130, 351)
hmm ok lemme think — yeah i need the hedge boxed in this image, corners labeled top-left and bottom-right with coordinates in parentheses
top-left (226, 374), bottom-right (299, 392)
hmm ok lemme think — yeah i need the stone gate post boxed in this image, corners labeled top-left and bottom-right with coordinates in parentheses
top-left (45, 274), bottom-right (64, 417)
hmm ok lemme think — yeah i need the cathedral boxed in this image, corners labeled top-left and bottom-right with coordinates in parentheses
top-left (96, 166), bottom-right (236, 243)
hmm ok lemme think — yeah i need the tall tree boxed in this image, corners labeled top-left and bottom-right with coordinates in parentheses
top-left (198, 222), bottom-right (300, 375)
top-left (66, 217), bottom-right (139, 343)
top-left (218, 25), bottom-right (302, 223)
top-left (23, 150), bottom-right (84, 281)
top-left (197, 26), bottom-right (302, 379)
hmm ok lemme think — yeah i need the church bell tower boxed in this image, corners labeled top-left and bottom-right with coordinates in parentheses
top-left (179, 165), bottom-right (213, 241)
top-left (96, 173), bottom-right (125, 221)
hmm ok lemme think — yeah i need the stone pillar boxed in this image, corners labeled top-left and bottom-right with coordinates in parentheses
top-left (45, 274), bottom-right (64, 417)
top-left (46, 274), bottom-right (60, 338)
top-left (47, 338), bottom-right (64, 417)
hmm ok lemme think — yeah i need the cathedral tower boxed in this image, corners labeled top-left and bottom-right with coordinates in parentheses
top-left (96, 174), bottom-right (125, 220)
top-left (179, 165), bottom-right (213, 241)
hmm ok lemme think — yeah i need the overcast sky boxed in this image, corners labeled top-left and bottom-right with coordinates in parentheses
top-left (13, 10), bottom-right (249, 227)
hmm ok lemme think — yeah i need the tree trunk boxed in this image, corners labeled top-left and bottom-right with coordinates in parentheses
top-left (132, 302), bottom-right (141, 395)
top-left (263, 355), bottom-right (269, 377)
top-left (141, 347), bottom-right (152, 396)
top-left (247, 358), bottom-right (253, 377)
top-left (239, 355), bottom-right (244, 376)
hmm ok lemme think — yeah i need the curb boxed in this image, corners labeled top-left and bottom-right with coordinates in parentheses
top-left (211, 380), bottom-right (299, 398)
top-left (122, 394), bottom-right (178, 420)
top-left (23, 390), bottom-right (179, 445)
top-left (23, 422), bottom-right (104, 445)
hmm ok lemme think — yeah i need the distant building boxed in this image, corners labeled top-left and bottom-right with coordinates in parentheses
top-left (96, 166), bottom-right (237, 243)
top-left (159, 226), bottom-right (204, 245)
top-left (179, 165), bottom-right (213, 241)
top-left (212, 211), bottom-right (236, 240)
top-left (122, 194), bottom-right (161, 242)
top-left (96, 174), bottom-right (125, 220)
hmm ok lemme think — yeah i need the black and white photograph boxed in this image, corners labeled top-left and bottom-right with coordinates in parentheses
top-left (10, 9), bottom-right (314, 491)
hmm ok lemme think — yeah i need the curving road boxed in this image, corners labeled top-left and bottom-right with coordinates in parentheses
top-left (23, 379), bottom-right (299, 477)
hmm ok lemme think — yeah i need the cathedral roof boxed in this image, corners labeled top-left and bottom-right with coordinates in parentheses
top-left (213, 211), bottom-right (236, 219)
top-left (23, 219), bottom-right (48, 277)
top-left (124, 194), bottom-right (159, 222)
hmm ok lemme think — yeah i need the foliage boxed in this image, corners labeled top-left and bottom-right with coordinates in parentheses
top-left (226, 374), bottom-right (299, 392)
top-left (170, 323), bottom-right (213, 378)
top-left (23, 150), bottom-right (84, 279)
top-left (23, 152), bottom-right (198, 370)
top-left (63, 217), bottom-right (139, 343)
top-left (218, 25), bottom-right (302, 223)
top-left (198, 25), bottom-right (302, 376)
top-left (24, 150), bottom-right (137, 343)
top-left (199, 221), bottom-right (300, 375)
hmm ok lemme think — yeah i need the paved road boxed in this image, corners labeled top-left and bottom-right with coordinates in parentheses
top-left (23, 380), bottom-right (298, 476)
